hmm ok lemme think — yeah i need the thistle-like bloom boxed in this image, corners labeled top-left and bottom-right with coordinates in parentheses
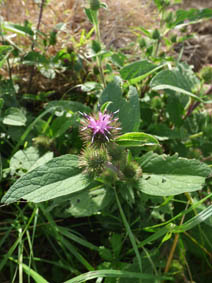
top-left (79, 146), bottom-right (109, 175)
top-left (80, 111), bottom-right (121, 144)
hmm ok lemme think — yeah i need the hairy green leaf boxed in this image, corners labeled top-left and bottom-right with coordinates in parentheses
top-left (3, 107), bottom-right (27, 126)
top-left (138, 152), bottom-right (211, 196)
top-left (120, 60), bottom-right (156, 80)
top-left (150, 69), bottom-right (202, 101)
top-left (1, 155), bottom-right (90, 204)
top-left (99, 81), bottom-right (140, 132)
top-left (46, 100), bottom-right (91, 114)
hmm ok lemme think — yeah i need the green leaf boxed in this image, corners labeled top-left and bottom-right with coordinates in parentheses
top-left (150, 69), bottom-right (202, 101)
top-left (53, 188), bottom-right (111, 217)
top-left (91, 39), bottom-right (101, 53)
top-left (0, 45), bottom-right (13, 68)
top-left (77, 81), bottom-right (102, 92)
top-left (99, 246), bottom-right (113, 261)
top-left (22, 263), bottom-right (49, 283)
top-left (3, 107), bottom-right (27, 126)
top-left (0, 98), bottom-right (4, 110)
top-left (110, 233), bottom-right (122, 258)
top-left (1, 155), bottom-right (90, 204)
top-left (50, 115), bottom-right (75, 138)
top-left (28, 152), bottom-right (54, 172)
top-left (0, 79), bottom-right (17, 97)
top-left (58, 226), bottom-right (99, 252)
top-left (174, 205), bottom-right (212, 232)
top-left (39, 66), bottom-right (56, 79)
top-left (46, 100), bottom-right (91, 114)
top-left (111, 52), bottom-right (126, 67)
top-left (10, 146), bottom-right (40, 176)
top-left (99, 81), bottom-right (140, 132)
top-left (84, 8), bottom-right (97, 24)
top-left (172, 8), bottom-right (212, 28)
top-left (0, 154), bottom-right (2, 182)
top-left (100, 101), bottom-right (112, 113)
top-left (2, 22), bottom-right (34, 36)
top-left (114, 132), bottom-right (159, 147)
top-left (138, 152), bottom-right (211, 196)
top-left (166, 93), bottom-right (184, 127)
top-left (120, 60), bottom-right (162, 84)
top-left (64, 269), bottom-right (172, 283)
top-left (23, 51), bottom-right (49, 65)
top-left (10, 259), bottom-right (48, 283)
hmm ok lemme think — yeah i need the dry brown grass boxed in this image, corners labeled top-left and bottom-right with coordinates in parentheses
top-left (0, 0), bottom-right (157, 49)
top-left (1, 0), bottom-right (211, 96)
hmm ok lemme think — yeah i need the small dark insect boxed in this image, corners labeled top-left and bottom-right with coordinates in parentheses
top-left (145, 176), bottom-right (151, 180)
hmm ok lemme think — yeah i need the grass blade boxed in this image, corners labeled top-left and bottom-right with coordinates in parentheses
top-left (63, 269), bottom-right (173, 283)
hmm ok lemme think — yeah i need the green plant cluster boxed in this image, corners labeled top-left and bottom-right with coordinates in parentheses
top-left (1, 0), bottom-right (212, 282)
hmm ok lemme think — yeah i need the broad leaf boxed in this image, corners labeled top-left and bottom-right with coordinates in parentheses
top-left (120, 60), bottom-right (156, 79)
top-left (53, 188), bottom-right (111, 217)
top-left (1, 155), bottom-right (90, 204)
top-left (10, 146), bottom-right (40, 176)
top-left (2, 22), bottom-right (34, 36)
top-left (150, 69), bottom-right (202, 101)
top-left (120, 60), bottom-right (163, 84)
top-left (114, 132), bottom-right (159, 147)
top-left (23, 51), bottom-right (49, 65)
top-left (166, 93), bottom-right (184, 127)
top-left (3, 107), bottom-right (27, 126)
top-left (138, 152), bottom-right (211, 196)
top-left (46, 100), bottom-right (91, 114)
top-left (50, 115), bottom-right (76, 138)
top-left (172, 8), bottom-right (212, 28)
top-left (99, 81), bottom-right (140, 132)
top-left (28, 152), bottom-right (54, 172)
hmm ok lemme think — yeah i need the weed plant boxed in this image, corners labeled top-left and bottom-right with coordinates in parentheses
top-left (1, 0), bottom-right (212, 282)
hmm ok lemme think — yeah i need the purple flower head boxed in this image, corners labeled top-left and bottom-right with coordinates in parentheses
top-left (80, 110), bottom-right (121, 144)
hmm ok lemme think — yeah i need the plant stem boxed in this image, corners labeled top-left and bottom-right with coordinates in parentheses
top-left (92, 11), bottom-right (106, 88)
top-left (114, 188), bottom-right (142, 275)
top-left (27, 0), bottom-right (46, 92)
top-left (18, 227), bottom-right (23, 283)
top-left (164, 200), bottom-right (190, 273)
top-left (0, 18), bottom-right (13, 83)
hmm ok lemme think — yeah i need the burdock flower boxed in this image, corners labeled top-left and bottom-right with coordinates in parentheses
top-left (79, 146), bottom-right (109, 175)
top-left (80, 110), bottom-right (121, 144)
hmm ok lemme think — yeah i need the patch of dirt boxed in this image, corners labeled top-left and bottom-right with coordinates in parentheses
top-left (1, 0), bottom-right (212, 96)
top-left (176, 0), bottom-right (212, 70)
top-left (0, 0), bottom-right (158, 95)
top-left (0, 0), bottom-right (156, 49)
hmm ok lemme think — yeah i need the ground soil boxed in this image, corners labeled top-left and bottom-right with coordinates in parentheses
top-left (0, 0), bottom-right (212, 92)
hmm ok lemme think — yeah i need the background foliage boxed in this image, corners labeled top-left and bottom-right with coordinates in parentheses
top-left (1, 0), bottom-right (212, 282)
